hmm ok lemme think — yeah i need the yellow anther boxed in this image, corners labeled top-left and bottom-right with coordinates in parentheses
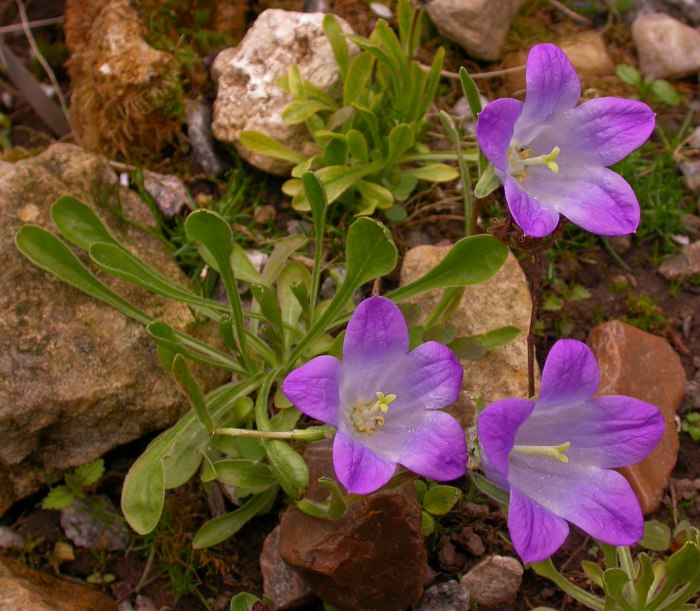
top-left (351, 391), bottom-right (397, 435)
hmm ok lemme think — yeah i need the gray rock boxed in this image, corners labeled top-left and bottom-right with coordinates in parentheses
top-left (212, 9), bottom-right (355, 175)
top-left (0, 143), bottom-right (227, 516)
top-left (0, 526), bottom-right (24, 551)
top-left (558, 31), bottom-right (616, 78)
top-left (142, 171), bottom-right (191, 219)
top-left (680, 160), bottom-right (700, 195)
top-left (460, 555), bottom-right (523, 606)
top-left (185, 99), bottom-right (226, 177)
top-left (645, 0), bottom-right (700, 26)
top-left (632, 13), bottom-right (700, 79)
top-left (400, 247), bottom-right (534, 423)
top-left (413, 580), bottom-right (471, 611)
top-left (261, 526), bottom-right (314, 610)
top-left (426, 0), bottom-right (526, 61)
top-left (658, 241), bottom-right (700, 279)
top-left (60, 497), bottom-right (130, 551)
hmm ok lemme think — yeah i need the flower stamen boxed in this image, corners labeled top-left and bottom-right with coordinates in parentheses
top-left (512, 441), bottom-right (571, 463)
top-left (508, 145), bottom-right (561, 181)
top-left (351, 391), bottom-right (396, 435)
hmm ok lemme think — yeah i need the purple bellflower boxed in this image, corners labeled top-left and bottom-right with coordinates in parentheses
top-left (477, 339), bottom-right (664, 563)
top-left (283, 296), bottom-right (467, 494)
top-left (476, 43), bottom-right (655, 238)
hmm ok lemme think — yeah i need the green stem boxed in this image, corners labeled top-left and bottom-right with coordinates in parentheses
top-left (618, 546), bottom-right (638, 605)
top-left (254, 368), bottom-right (282, 432)
top-left (398, 150), bottom-right (479, 163)
top-left (601, 542), bottom-right (619, 569)
top-left (213, 425), bottom-right (334, 441)
top-left (530, 558), bottom-right (606, 610)
top-left (218, 261), bottom-right (252, 371)
top-left (423, 287), bottom-right (464, 328)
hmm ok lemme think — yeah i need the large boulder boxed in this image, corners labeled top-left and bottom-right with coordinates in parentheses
top-left (400, 246), bottom-right (534, 424)
top-left (211, 9), bottom-right (355, 175)
top-left (0, 143), bottom-right (226, 516)
top-left (426, 0), bottom-right (526, 62)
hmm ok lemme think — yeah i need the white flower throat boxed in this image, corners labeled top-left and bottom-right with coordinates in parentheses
top-left (351, 391), bottom-right (396, 435)
top-left (508, 145), bottom-right (561, 182)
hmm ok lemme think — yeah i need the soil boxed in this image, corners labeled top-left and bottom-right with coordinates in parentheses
top-left (1, 1), bottom-right (699, 610)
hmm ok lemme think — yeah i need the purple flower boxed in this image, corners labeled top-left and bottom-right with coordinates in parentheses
top-left (283, 296), bottom-right (467, 494)
top-left (477, 339), bottom-right (664, 563)
top-left (476, 43), bottom-right (655, 238)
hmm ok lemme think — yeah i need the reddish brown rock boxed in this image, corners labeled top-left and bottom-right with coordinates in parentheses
top-left (278, 441), bottom-right (427, 611)
top-left (261, 526), bottom-right (314, 610)
top-left (588, 321), bottom-right (684, 514)
top-left (0, 556), bottom-right (117, 610)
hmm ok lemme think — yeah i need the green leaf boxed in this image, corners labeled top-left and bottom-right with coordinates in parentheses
top-left (89, 242), bottom-right (224, 318)
top-left (270, 406), bottom-right (302, 432)
top-left (263, 440), bottom-right (309, 500)
top-left (172, 355), bottom-right (213, 430)
top-left (385, 123), bottom-right (415, 168)
top-left (466, 326), bottom-right (521, 352)
top-left (582, 561), bottom-right (605, 588)
top-left (250, 284), bottom-right (283, 333)
top-left (41, 485), bottom-right (75, 510)
top-left (459, 66), bottom-right (482, 123)
top-left (303, 171), bottom-right (327, 244)
top-left (602, 568), bottom-right (632, 608)
top-left (185, 210), bottom-right (247, 360)
top-left (448, 336), bottom-right (486, 361)
top-left (287, 64), bottom-right (305, 99)
top-left (389, 235), bottom-right (508, 303)
top-left (474, 164), bottom-right (501, 198)
top-left (282, 99), bottom-right (334, 124)
top-left (343, 51), bottom-right (375, 106)
top-left (208, 459), bottom-right (276, 488)
top-left (121, 378), bottom-right (260, 534)
top-left (616, 64), bottom-right (642, 87)
top-left (347, 129), bottom-right (369, 164)
top-left (232, 244), bottom-right (262, 284)
top-left (402, 163), bottom-right (458, 182)
top-left (420, 510), bottom-right (435, 536)
top-left (323, 14), bottom-right (350, 79)
top-left (543, 295), bottom-right (564, 311)
top-left (15, 225), bottom-right (150, 325)
top-left (50, 195), bottom-right (120, 250)
top-left (640, 520), bottom-right (672, 552)
top-left (74, 459), bottom-right (105, 487)
top-left (423, 485), bottom-right (462, 515)
top-left (470, 471), bottom-right (509, 505)
top-left (422, 322), bottom-right (458, 345)
top-left (240, 131), bottom-right (305, 164)
top-left (278, 261), bottom-right (311, 343)
top-left (415, 48), bottom-right (444, 120)
top-left (355, 179), bottom-right (394, 214)
top-left (261, 235), bottom-right (308, 287)
top-left (193, 486), bottom-right (278, 548)
top-left (345, 217), bottom-right (398, 288)
top-left (651, 79), bottom-right (681, 106)
top-left (230, 593), bottom-right (268, 611)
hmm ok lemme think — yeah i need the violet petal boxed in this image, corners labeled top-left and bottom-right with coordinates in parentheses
top-left (282, 355), bottom-right (342, 426)
top-left (516, 395), bottom-right (665, 468)
top-left (398, 410), bottom-right (467, 481)
top-left (564, 98), bottom-right (656, 166)
top-left (508, 487), bottom-right (570, 563)
top-left (537, 339), bottom-right (599, 408)
top-left (509, 456), bottom-right (644, 546)
top-left (523, 163), bottom-right (641, 236)
top-left (342, 296), bottom-right (409, 372)
top-left (333, 430), bottom-right (396, 494)
top-left (477, 398), bottom-right (534, 478)
top-left (514, 44), bottom-right (581, 144)
top-left (476, 97), bottom-right (523, 173)
top-left (504, 176), bottom-right (561, 237)
top-left (393, 341), bottom-right (463, 412)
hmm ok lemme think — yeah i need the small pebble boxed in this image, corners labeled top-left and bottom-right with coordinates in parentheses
top-left (0, 526), bottom-right (24, 550)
